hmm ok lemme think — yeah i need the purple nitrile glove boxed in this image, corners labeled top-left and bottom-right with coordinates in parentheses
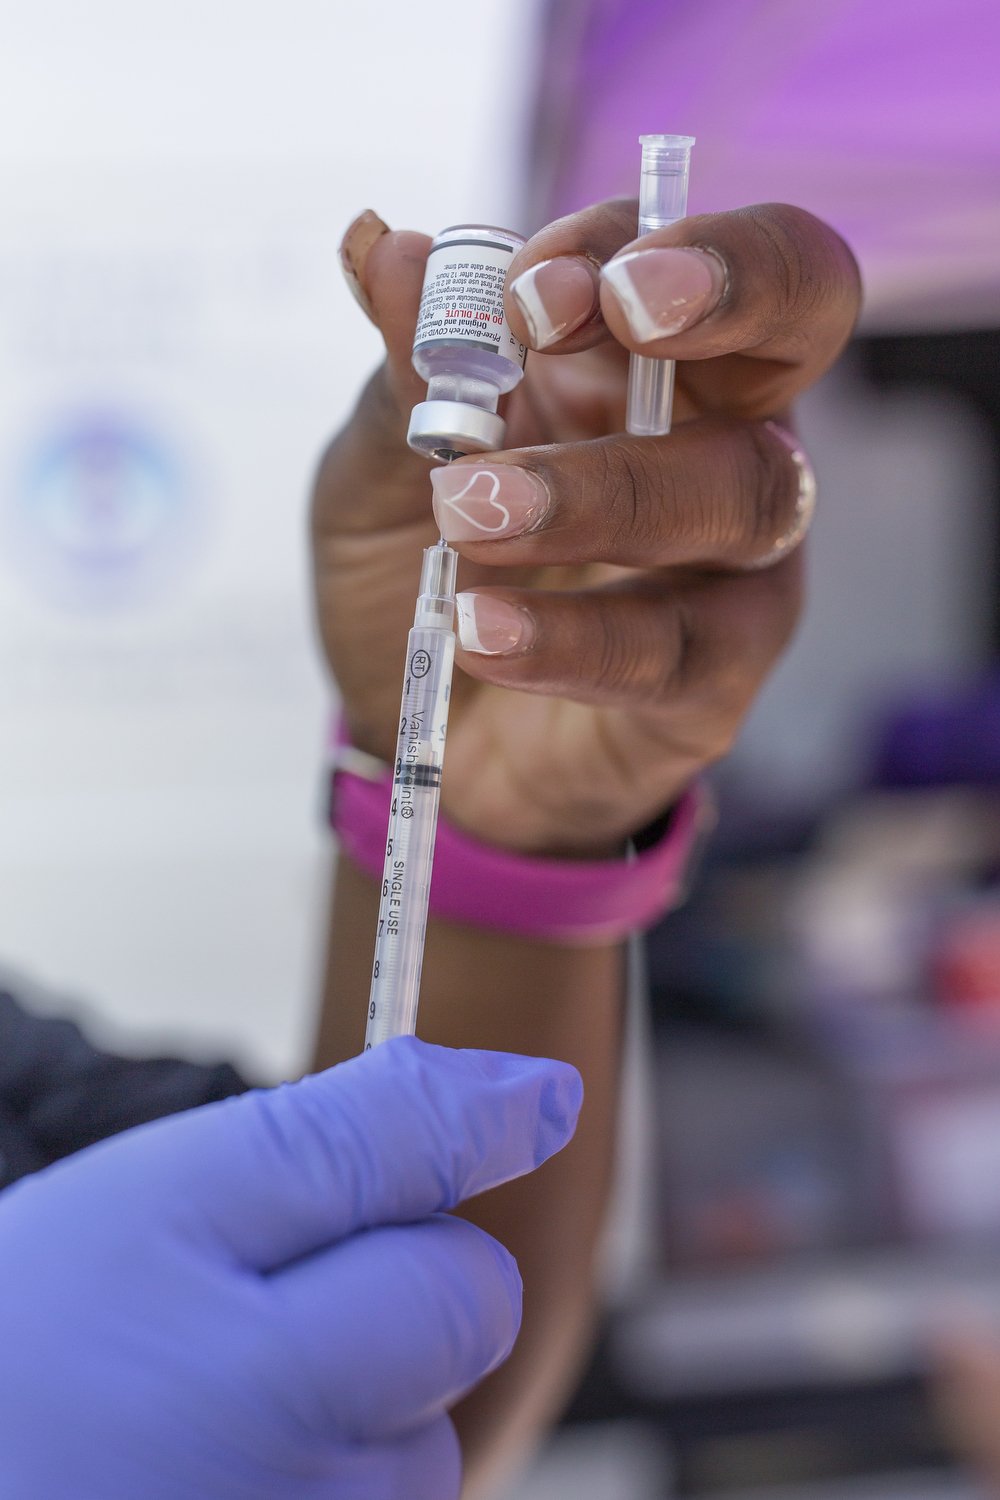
top-left (0, 1036), bottom-right (582, 1500)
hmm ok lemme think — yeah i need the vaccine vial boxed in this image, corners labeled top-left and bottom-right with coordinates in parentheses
top-left (407, 224), bottom-right (527, 461)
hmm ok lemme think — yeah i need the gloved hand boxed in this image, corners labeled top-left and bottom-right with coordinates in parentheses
top-left (0, 1036), bottom-right (582, 1500)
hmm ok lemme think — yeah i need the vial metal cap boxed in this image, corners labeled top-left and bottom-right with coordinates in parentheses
top-left (407, 400), bottom-right (506, 461)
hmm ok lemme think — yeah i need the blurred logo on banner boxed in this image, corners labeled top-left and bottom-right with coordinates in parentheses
top-left (5, 412), bottom-right (202, 610)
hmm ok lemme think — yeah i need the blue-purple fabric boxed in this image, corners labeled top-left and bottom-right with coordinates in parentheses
top-left (0, 986), bottom-right (247, 1190)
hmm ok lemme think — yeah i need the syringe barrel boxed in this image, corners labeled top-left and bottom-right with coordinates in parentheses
top-left (626, 133), bottom-right (695, 439)
top-left (626, 356), bottom-right (677, 439)
top-left (365, 560), bottom-right (456, 1049)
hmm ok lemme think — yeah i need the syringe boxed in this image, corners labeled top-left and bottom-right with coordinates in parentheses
top-left (363, 221), bottom-right (526, 1049)
top-left (625, 133), bottom-right (696, 438)
top-left (364, 540), bottom-right (457, 1049)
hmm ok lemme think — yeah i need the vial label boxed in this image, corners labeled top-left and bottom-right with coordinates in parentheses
top-left (413, 229), bottom-right (527, 367)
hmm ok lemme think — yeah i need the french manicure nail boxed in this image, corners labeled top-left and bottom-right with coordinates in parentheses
top-left (338, 208), bottom-right (390, 321)
top-left (455, 594), bottom-right (534, 655)
top-left (600, 246), bottom-right (726, 343)
top-left (431, 463), bottom-right (550, 542)
top-left (509, 256), bottom-right (599, 350)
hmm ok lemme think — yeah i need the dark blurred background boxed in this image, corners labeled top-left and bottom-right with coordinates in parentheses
top-left (503, 5), bottom-right (1000, 1496)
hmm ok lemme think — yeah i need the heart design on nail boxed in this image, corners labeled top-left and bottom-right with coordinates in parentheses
top-left (439, 469), bottom-right (511, 533)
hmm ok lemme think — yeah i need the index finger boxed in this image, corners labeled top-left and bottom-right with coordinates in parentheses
top-left (267, 1215), bottom-right (521, 1441)
top-left (506, 200), bottom-right (861, 416)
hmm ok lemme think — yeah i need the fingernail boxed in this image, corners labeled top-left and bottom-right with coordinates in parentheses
top-left (431, 463), bottom-right (550, 542)
top-left (509, 256), bottom-right (599, 350)
top-left (338, 208), bottom-right (390, 321)
top-left (600, 246), bottom-right (726, 343)
top-left (455, 593), bottom-right (534, 655)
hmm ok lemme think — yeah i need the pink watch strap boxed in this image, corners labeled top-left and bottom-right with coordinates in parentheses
top-left (329, 725), bottom-right (712, 945)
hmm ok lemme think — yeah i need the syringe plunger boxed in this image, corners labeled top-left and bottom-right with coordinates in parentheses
top-left (637, 134), bottom-right (695, 233)
top-left (625, 133), bottom-right (696, 438)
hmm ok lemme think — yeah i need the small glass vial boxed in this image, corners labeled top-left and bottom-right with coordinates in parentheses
top-left (407, 224), bottom-right (527, 461)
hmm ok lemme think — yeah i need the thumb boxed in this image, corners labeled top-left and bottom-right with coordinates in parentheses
top-left (316, 213), bottom-right (435, 535)
top-left (339, 210), bottom-right (430, 413)
top-left (63, 1037), bottom-right (582, 1273)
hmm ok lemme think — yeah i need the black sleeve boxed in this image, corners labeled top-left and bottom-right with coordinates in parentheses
top-left (0, 988), bottom-right (250, 1191)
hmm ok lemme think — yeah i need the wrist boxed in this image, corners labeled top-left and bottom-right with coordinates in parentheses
top-left (336, 705), bottom-right (698, 860)
top-left (441, 803), bottom-right (626, 863)
top-left (438, 742), bottom-right (705, 861)
top-left (328, 718), bottom-right (714, 945)
top-left (441, 778), bottom-right (703, 862)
